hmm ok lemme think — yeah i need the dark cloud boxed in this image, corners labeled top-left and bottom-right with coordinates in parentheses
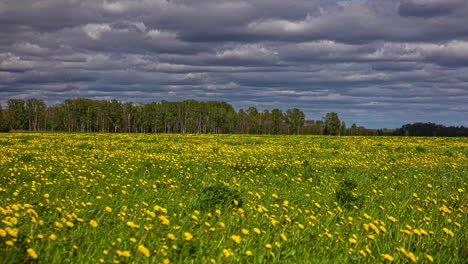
top-left (398, 0), bottom-right (462, 18)
top-left (1, 0), bottom-right (467, 128)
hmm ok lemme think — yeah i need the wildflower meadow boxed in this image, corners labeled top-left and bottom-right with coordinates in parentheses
top-left (0, 133), bottom-right (466, 263)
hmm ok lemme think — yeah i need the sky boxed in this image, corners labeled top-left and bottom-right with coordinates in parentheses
top-left (1, 0), bottom-right (468, 129)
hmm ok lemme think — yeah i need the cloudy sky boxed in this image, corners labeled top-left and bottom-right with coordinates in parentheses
top-left (1, 0), bottom-right (468, 128)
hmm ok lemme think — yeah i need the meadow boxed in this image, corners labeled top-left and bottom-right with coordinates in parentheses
top-left (0, 133), bottom-right (466, 263)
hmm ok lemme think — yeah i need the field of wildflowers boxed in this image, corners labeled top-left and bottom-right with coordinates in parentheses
top-left (0, 133), bottom-right (466, 263)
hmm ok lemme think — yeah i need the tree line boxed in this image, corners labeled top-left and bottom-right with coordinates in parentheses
top-left (393, 123), bottom-right (468, 137)
top-left (2, 98), bottom-right (464, 136)
top-left (0, 98), bottom-right (367, 135)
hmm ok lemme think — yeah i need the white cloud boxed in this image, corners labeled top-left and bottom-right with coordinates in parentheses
top-left (83, 23), bottom-right (111, 40)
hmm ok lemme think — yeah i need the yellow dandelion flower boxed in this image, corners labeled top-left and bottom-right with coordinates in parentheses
top-left (138, 245), bottom-right (150, 257)
top-left (387, 216), bottom-right (398, 223)
top-left (159, 215), bottom-right (170, 225)
top-left (167, 233), bottom-right (176, 240)
top-left (245, 250), bottom-right (253, 256)
top-left (90, 220), bottom-right (98, 228)
top-left (222, 248), bottom-right (234, 257)
top-left (105, 206), bottom-right (112, 213)
top-left (381, 254), bottom-right (394, 262)
top-left (271, 219), bottom-right (279, 226)
top-left (116, 250), bottom-right (131, 257)
top-left (184, 232), bottom-right (193, 241)
top-left (27, 248), bottom-right (38, 259)
top-left (253, 228), bottom-right (261, 234)
top-left (426, 255), bottom-right (434, 262)
top-left (406, 252), bottom-right (418, 262)
top-left (231, 235), bottom-right (242, 244)
top-left (126, 221), bottom-right (139, 228)
top-left (349, 238), bottom-right (357, 244)
top-left (241, 229), bottom-right (249, 235)
top-left (264, 243), bottom-right (272, 249)
top-left (442, 227), bottom-right (454, 237)
top-left (280, 233), bottom-right (287, 241)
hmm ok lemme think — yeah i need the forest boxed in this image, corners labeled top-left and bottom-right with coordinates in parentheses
top-left (0, 98), bottom-right (466, 136)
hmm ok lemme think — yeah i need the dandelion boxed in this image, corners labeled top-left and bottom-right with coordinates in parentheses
top-left (27, 248), bottom-right (38, 259)
top-left (242, 228), bottom-right (249, 235)
top-left (90, 220), bottom-right (98, 228)
top-left (245, 250), bottom-right (253, 256)
top-left (442, 227), bottom-right (454, 237)
top-left (387, 216), bottom-right (398, 223)
top-left (426, 255), bottom-right (434, 262)
top-left (159, 215), bottom-right (170, 225)
top-left (222, 248), bottom-right (234, 257)
top-left (280, 233), bottom-right (287, 241)
top-left (231, 235), bottom-right (242, 244)
top-left (167, 233), bottom-right (176, 240)
top-left (138, 245), bottom-right (150, 257)
top-left (116, 250), bottom-right (131, 257)
top-left (381, 254), bottom-right (394, 262)
top-left (253, 228), bottom-right (261, 234)
top-left (184, 232), bottom-right (193, 241)
top-left (349, 238), bottom-right (357, 244)
top-left (126, 221), bottom-right (139, 228)
top-left (105, 206), bottom-right (112, 212)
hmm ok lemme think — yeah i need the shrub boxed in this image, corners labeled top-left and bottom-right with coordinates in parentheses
top-left (198, 183), bottom-right (242, 211)
top-left (335, 178), bottom-right (363, 209)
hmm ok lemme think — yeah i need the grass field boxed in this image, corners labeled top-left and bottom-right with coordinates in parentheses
top-left (0, 133), bottom-right (467, 263)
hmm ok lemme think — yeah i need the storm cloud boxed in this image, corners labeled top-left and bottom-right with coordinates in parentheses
top-left (1, 0), bottom-right (468, 128)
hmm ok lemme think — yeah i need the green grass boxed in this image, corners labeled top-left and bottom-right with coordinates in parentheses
top-left (0, 133), bottom-right (467, 263)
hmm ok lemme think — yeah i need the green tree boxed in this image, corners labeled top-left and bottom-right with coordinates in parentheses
top-left (285, 108), bottom-right (305, 135)
top-left (26, 98), bottom-right (46, 131)
top-left (7, 99), bottom-right (27, 130)
top-left (271, 109), bottom-right (283, 134)
top-left (323, 112), bottom-right (341, 135)
top-left (340, 121), bottom-right (347, 136)
top-left (0, 104), bottom-right (10, 132)
top-left (247, 107), bottom-right (260, 134)
top-left (350, 123), bottom-right (358, 136)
